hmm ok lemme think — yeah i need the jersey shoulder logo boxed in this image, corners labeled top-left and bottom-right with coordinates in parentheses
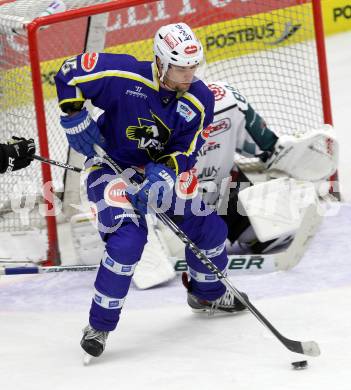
top-left (81, 52), bottom-right (99, 72)
top-left (176, 101), bottom-right (196, 122)
top-left (126, 112), bottom-right (171, 160)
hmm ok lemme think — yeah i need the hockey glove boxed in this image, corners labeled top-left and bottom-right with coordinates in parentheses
top-left (0, 136), bottom-right (35, 173)
top-left (60, 108), bottom-right (103, 157)
top-left (262, 126), bottom-right (338, 181)
top-left (126, 162), bottom-right (176, 215)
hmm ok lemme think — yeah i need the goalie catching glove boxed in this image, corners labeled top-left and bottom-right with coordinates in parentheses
top-left (0, 136), bottom-right (35, 174)
top-left (263, 125), bottom-right (338, 181)
top-left (126, 162), bottom-right (176, 215)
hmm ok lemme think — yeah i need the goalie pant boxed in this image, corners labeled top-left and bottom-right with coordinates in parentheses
top-left (86, 164), bottom-right (228, 332)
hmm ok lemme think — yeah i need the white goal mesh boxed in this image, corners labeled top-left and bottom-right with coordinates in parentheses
top-left (0, 0), bottom-right (332, 263)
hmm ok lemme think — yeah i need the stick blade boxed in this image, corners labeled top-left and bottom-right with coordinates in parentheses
top-left (283, 337), bottom-right (321, 357)
top-left (83, 353), bottom-right (93, 366)
top-left (301, 340), bottom-right (321, 357)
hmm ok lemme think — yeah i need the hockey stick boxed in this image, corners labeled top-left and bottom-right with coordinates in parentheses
top-left (94, 145), bottom-right (320, 357)
top-left (0, 264), bottom-right (98, 275)
top-left (32, 154), bottom-right (82, 173)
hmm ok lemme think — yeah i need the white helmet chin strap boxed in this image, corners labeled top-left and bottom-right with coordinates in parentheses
top-left (158, 59), bottom-right (168, 83)
top-left (160, 63), bottom-right (167, 83)
top-left (155, 56), bottom-right (169, 84)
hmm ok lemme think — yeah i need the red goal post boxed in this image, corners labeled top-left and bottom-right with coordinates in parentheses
top-left (0, 0), bottom-right (335, 265)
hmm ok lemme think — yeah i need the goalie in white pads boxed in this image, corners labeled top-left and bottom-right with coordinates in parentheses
top-left (133, 81), bottom-right (337, 289)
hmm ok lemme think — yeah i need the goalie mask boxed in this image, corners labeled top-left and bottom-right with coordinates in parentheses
top-left (154, 23), bottom-right (205, 91)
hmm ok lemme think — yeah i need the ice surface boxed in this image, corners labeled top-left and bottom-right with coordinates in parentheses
top-left (0, 30), bottom-right (351, 390)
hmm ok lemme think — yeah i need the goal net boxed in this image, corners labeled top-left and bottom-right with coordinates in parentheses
top-left (0, 0), bottom-right (334, 265)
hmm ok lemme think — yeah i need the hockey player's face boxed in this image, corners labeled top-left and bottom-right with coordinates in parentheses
top-left (164, 64), bottom-right (198, 92)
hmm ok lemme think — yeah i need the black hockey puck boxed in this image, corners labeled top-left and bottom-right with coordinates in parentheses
top-left (291, 360), bottom-right (308, 370)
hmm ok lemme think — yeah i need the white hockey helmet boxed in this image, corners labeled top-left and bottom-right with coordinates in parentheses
top-left (153, 23), bottom-right (205, 82)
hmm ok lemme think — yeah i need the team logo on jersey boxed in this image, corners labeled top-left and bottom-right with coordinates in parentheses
top-left (202, 118), bottom-right (231, 140)
top-left (104, 178), bottom-right (133, 209)
top-left (81, 52), bottom-right (99, 72)
top-left (184, 45), bottom-right (198, 54)
top-left (175, 171), bottom-right (199, 200)
top-left (207, 83), bottom-right (226, 101)
top-left (176, 101), bottom-right (196, 122)
top-left (126, 112), bottom-right (171, 160)
top-left (164, 33), bottom-right (179, 49)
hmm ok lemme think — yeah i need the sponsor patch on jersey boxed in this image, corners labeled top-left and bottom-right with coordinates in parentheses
top-left (184, 44), bottom-right (198, 54)
top-left (81, 52), bottom-right (99, 72)
top-left (202, 118), bottom-right (231, 139)
top-left (104, 178), bottom-right (133, 209)
top-left (176, 101), bottom-right (196, 122)
top-left (208, 83), bottom-right (226, 101)
top-left (195, 165), bottom-right (219, 181)
top-left (198, 141), bottom-right (221, 156)
top-left (201, 126), bottom-right (211, 140)
top-left (175, 171), bottom-right (198, 200)
top-left (164, 33), bottom-right (179, 49)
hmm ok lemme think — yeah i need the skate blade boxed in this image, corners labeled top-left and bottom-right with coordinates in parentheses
top-left (191, 307), bottom-right (248, 316)
top-left (83, 353), bottom-right (94, 366)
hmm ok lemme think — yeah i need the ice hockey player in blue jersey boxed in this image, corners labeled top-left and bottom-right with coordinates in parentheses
top-left (54, 23), bottom-right (248, 360)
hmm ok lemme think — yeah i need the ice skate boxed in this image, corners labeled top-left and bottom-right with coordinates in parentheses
top-left (182, 272), bottom-right (248, 315)
top-left (81, 324), bottom-right (109, 364)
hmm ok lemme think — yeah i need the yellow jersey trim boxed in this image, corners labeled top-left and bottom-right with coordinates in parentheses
top-left (157, 154), bottom-right (180, 176)
top-left (67, 69), bottom-right (159, 91)
top-left (180, 93), bottom-right (206, 156)
top-left (58, 97), bottom-right (86, 106)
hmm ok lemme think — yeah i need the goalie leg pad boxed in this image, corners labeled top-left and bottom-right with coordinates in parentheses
top-left (238, 177), bottom-right (318, 242)
top-left (133, 215), bottom-right (176, 290)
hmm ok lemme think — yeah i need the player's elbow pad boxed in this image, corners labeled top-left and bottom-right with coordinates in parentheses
top-left (60, 108), bottom-right (102, 157)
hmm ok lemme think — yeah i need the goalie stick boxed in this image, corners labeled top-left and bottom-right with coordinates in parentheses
top-left (93, 145), bottom-right (321, 358)
top-left (0, 264), bottom-right (99, 275)
top-left (0, 205), bottom-right (319, 276)
top-left (1, 199), bottom-right (319, 276)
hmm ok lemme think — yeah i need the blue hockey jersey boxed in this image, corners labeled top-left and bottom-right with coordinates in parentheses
top-left (54, 53), bottom-right (215, 174)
